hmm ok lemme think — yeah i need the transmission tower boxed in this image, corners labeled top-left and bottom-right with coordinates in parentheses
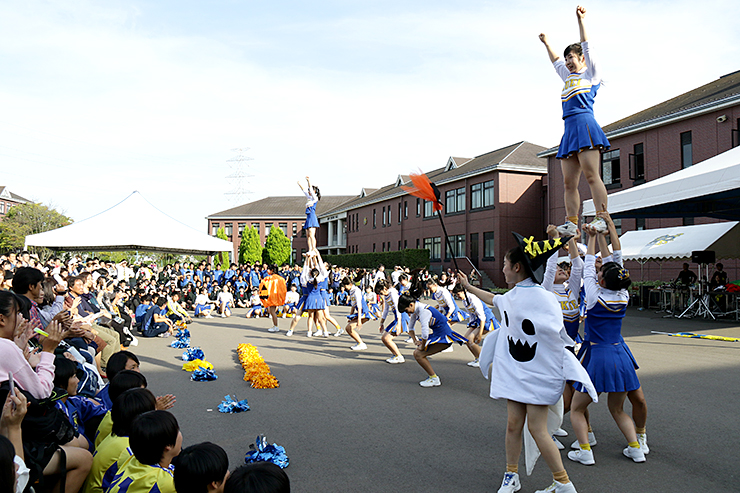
top-left (225, 147), bottom-right (254, 205)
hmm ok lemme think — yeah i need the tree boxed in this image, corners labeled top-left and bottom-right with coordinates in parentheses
top-left (0, 202), bottom-right (72, 253)
top-left (262, 225), bottom-right (291, 266)
top-left (239, 226), bottom-right (262, 265)
top-left (214, 227), bottom-right (231, 267)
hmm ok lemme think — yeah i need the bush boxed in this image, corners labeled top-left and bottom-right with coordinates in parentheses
top-left (239, 226), bottom-right (262, 265)
top-left (323, 249), bottom-right (430, 270)
top-left (262, 225), bottom-right (291, 266)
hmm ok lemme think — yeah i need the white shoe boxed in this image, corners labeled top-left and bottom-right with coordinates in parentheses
top-left (589, 217), bottom-right (608, 233)
top-left (220, 313), bottom-right (227, 318)
top-left (567, 448), bottom-right (595, 466)
top-left (386, 355), bottom-right (405, 364)
top-left (419, 375), bottom-right (441, 387)
top-left (334, 328), bottom-right (345, 337)
top-left (285, 329), bottom-right (293, 337)
top-left (556, 220), bottom-right (578, 236)
top-left (205, 314), bottom-right (213, 319)
top-left (467, 359), bottom-right (480, 367)
top-left (570, 432), bottom-right (597, 449)
top-left (321, 330), bottom-right (329, 338)
top-left (404, 337), bottom-right (414, 344)
top-left (553, 428), bottom-right (568, 437)
top-left (441, 345), bottom-right (453, 353)
top-left (535, 480), bottom-right (577, 493)
top-left (306, 331), bottom-right (312, 337)
top-left (497, 471), bottom-right (521, 493)
top-left (267, 326), bottom-right (279, 333)
top-left (623, 445), bottom-right (646, 463)
top-left (553, 435), bottom-right (565, 450)
top-left (637, 432), bottom-right (649, 454)
top-left (350, 342), bottom-right (367, 351)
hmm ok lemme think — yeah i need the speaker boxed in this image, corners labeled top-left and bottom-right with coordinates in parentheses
top-left (692, 250), bottom-right (716, 264)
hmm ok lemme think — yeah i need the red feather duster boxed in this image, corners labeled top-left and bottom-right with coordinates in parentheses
top-left (401, 171), bottom-right (443, 212)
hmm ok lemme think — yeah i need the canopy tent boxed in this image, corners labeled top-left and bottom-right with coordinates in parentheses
top-left (25, 191), bottom-right (233, 255)
top-left (619, 221), bottom-right (740, 261)
top-left (584, 146), bottom-right (740, 220)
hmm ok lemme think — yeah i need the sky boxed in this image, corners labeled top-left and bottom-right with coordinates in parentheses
top-left (1, 0), bottom-right (739, 232)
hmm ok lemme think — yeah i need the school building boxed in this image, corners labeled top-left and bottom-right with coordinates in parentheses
top-left (0, 186), bottom-right (30, 222)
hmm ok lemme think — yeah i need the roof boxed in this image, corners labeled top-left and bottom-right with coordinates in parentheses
top-left (0, 186), bottom-right (30, 204)
top-left (539, 70), bottom-right (740, 157)
top-left (320, 141), bottom-right (548, 216)
top-left (207, 195), bottom-right (357, 220)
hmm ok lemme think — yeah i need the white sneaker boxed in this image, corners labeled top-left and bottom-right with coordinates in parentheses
top-left (589, 217), bottom-right (608, 233)
top-left (404, 337), bottom-right (414, 344)
top-left (535, 480), bottom-right (577, 493)
top-left (220, 313), bottom-right (227, 318)
top-left (557, 220), bottom-right (578, 236)
top-left (497, 471), bottom-right (520, 493)
top-left (267, 326), bottom-right (279, 333)
top-left (441, 345), bottom-right (454, 353)
top-left (467, 359), bottom-right (480, 367)
top-left (285, 329), bottom-right (293, 337)
top-left (205, 314), bottom-right (213, 319)
top-left (567, 448), bottom-right (595, 465)
top-left (637, 432), bottom-right (649, 454)
top-left (306, 331), bottom-right (312, 337)
top-left (334, 328), bottom-right (345, 337)
top-left (553, 435), bottom-right (565, 450)
top-left (419, 375), bottom-right (441, 387)
top-left (321, 330), bottom-right (329, 338)
top-left (350, 342), bottom-right (367, 351)
top-left (386, 355), bottom-right (405, 364)
top-left (623, 445), bottom-right (646, 463)
top-left (553, 428), bottom-right (568, 437)
top-left (570, 432), bottom-right (597, 449)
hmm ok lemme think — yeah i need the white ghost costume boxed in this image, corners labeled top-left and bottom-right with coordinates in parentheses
top-left (479, 278), bottom-right (598, 405)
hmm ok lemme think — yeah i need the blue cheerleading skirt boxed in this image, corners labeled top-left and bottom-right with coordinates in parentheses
top-left (305, 205), bottom-right (320, 229)
top-left (564, 319), bottom-right (580, 341)
top-left (304, 293), bottom-right (326, 310)
top-left (347, 312), bottom-right (370, 322)
top-left (442, 304), bottom-right (467, 323)
top-left (427, 330), bottom-right (468, 346)
top-left (573, 341), bottom-right (640, 393)
top-left (296, 295), bottom-right (307, 311)
top-left (556, 112), bottom-right (610, 159)
top-left (384, 315), bottom-right (409, 334)
top-left (194, 304), bottom-right (210, 315)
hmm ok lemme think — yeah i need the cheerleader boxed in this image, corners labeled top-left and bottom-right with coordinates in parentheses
top-left (300, 254), bottom-right (328, 337)
top-left (539, 6), bottom-right (610, 236)
top-left (364, 287), bottom-right (382, 319)
top-left (450, 284), bottom-right (500, 368)
top-left (245, 289), bottom-right (263, 319)
top-left (427, 278), bottom-right (466, 323)
top-left (568, 217), bottom-right (645, 467)
top-left (338, 276), bottom-right (371, 350)
top-left (375, 279), bottom-right (405, 364)
top-left (193, 288), bottom-right (214, 318)
top-left (397, 292), bottom-right (467, 387)
top-left (297, 176), bottom-right (320, 255)
top-left (285, 275), bottom-right (314, 337)
top-left (319, 261), bottom-right (343, 335)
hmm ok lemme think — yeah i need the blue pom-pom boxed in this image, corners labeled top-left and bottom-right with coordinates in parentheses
top-left (245, 435), bottom-right (289, 468)
top-left (191, 368), bottom-right (218, 381)
top-left (175, 328), bottom-right (191, 338)
top-left (218, 395), bottom-right (250, 413)
top-left (170, 337), bottom-right (190, 349)
top-left (182, 347), bottom-right (205, 361)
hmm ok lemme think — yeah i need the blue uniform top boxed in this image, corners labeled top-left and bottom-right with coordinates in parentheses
top-left (554, 41), bottom-right (602, 119)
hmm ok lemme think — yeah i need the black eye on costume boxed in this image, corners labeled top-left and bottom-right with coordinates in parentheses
top-left (522, 319), bottom-right (535, 336)
top-left (504, 311), bottom-right (509, 327)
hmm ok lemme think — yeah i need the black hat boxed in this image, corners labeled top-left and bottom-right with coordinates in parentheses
top-left (512, 232), bottom-right (572, 284)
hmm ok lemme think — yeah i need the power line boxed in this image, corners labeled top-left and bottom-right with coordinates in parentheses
top-left (225, 147), bottom-right (254, 205)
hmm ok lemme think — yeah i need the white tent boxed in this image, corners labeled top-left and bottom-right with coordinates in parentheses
top-left (584, 146), bottom-right (740, 220)
top-left (25, 191), bottom-right (233, 255)
top-left (619, 221), bottom-right (740, 261)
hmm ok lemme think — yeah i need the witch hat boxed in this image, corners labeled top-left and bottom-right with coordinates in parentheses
top-left (512, 232), bottom-right (572, 284)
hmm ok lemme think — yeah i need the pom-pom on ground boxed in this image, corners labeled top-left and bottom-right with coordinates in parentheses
top-left (237, 343), bottom-right (279, 389)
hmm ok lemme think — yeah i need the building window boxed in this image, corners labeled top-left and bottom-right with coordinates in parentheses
top-left (471, 180), bottom-right (495, 209)
top-left (382, 242), bottom-right (385, 252)
top-left (613, 218), bottom-right (622, 236)
top-left (398, 240), bottom-right (401, 250)
top-left (279, 223), bottom-right (288, 236)
top-left (238, 223), bottom-right (246, 235)
top-left (602, 149), bottom-right (621, 186)
top-left (382, 207), bottom-right (386, 226)
top-left (398, 203), bottom-right (402, 223)
top-left (292, 223), bottom-right (297, 236)
top-left (265, 222), bottom-right (273, 232)
top-left (416, 238), bottom-right (419, 249)
top-left (292, 249), bottom-right (297, 262)
top-left (404, 201), bottom-right (408, 218)
top-left (373, 243), bottom-right (376, 252)
top-left (416, 198), bottom-right (421, 217)
top-left (636, 217), bottom-right (645, 231)
top-left (445, 187), bottom-right (466, 214)
top-left (629, 143), bottom-right (645, 182)
top-left (387, 206), bottom-right (392, 225)
top-left (423, 237), bottom-right (441, 260)
top-left (424, 200), bottom-right (435, 218)
top-left (483, 232), bottom-right (495, 259)
top-left (224, 223), bottom-right (233, 238)
top-left (446, 234), bottom-right (465, 259)
top-left (252, 223), bottom-right (260, 235)
top-left (387, 241), bottom-right (392, 251)
top-left (0, 203), bottom-right (4, 214)
top-left (733, 118), bottom-right (740, 148)
top-left (211, 223), bottom-right (220, 235)
top-left (404, 239), bottom-right (407, 249)
top-left (681, 131), bottom-right (692, 168)
top-left (373, 209), bottom-right (377, 228)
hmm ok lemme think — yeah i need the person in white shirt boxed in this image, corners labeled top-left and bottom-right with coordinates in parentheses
top-left (216, 286), bottom-right (234, 318)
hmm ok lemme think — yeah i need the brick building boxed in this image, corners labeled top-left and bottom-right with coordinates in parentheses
top-left (0, 186), bottom-right (29, 221)
top-left (540, 70), bottom-right (740, 281)
top-left (321, 142), bottom-right (549, 287)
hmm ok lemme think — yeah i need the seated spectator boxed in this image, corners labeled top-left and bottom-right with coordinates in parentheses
top-left (194, 288), bottom-right (215, 318)
top-left (97, 350), bottom-right (140, 409)
top-left (53, 357), bottom-right (107, 450)
top-left (173, 442), bottom-right (230, 493)
top-left (225, 463), bottom-right (290, 493)
top-left (235, 286), bottom-right (249, 308)
top-left (216, 286), bottom-right (234, 318)
top-left (676, 263), bottom-right (698, 286)
top-left (710, 262), bottom-right (728, 291)
top-left (282, 284), bottom-right (300, 318)
top-left (245, 289), bottom-right (263, 318)
top-left (167, 291), bottom-right (192, 324)
top-left (141, 298), bottom-right (175, 338)
top-left (107, 410), bottom-right (182, 493)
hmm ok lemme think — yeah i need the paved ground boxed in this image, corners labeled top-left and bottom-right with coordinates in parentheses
top-left (132, 303), bottom-right (740, 493)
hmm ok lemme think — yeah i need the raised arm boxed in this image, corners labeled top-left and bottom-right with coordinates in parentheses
top-left (457, 272), bottom-right (495, 305)
top-left (538, 33), bottom-right (560, 63)
top-left (598, 209), bottom-right (620, 251)
top-left (576, 5), bottom-right (588, 42)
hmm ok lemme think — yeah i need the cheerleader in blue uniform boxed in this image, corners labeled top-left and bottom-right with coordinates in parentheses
top-left (398, 292), bottom-right (467, 388)
top-left (540, 6), bottom-right (610, 236)
top-left (338, 276), bottom-right (372, 351)
top-left (285, 277), bottom-right (310, 337)
top-left (297, 176), bottom-right (320, 255)
top-left (300, 253), bottom-right (328, 337)
top-left (543, 226), bottom-right (584, 343)
top-left (451, 284), bottom-right (500, 368)
top-left (427, 277), bottom-right (467, 323)
top-left (375, 279), bottom-right (406, 364)
top-left (568, 219), bottom-right (646, 467)
top-left (319, 260), bottom-right (343, 336)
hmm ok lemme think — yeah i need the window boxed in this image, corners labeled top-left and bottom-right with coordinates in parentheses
top-left (224, 223), bottom-right (233, 237)
top-left (681, 131), bottom-right (692, 168)
top-left (404, 240), bottom-right (407, 249)
top-left (416, 238), bottom-right (420, 249)
top-left (416, 198), bottom-right (421, 217)
top-left (471, 180), bottom-right (495, 209)
top-left (483, 232), bottom-right (495, 259)
top-left (404, 201), bottom-right (408, 218)
top-left (238, 223), bottom-right (246, 235)
top-left (733, 118), bottom-right (740, 148)
top-left (423, 237), bottom-right (442, 260)
top-left (636, 217), bottom-right (645, 231)
top-left (446, 234), bottom-right (465, 258)
top-left (601, 149), bottom-right (621, 186)
top-left (387, 241), bottom-right (391, 251)
top-left (211, 223), bottom-right (220, 235)
top-left (613, 218), bottom-right (622, 236)
top-left (445, 187), bottom-right (466, 214)
top-left (398, 240), bottom-right (402, 250)
top-left (265, 222), bottom-right (273, 232)
top-left (629, 143), bottom-right (645, 182)
top-left (292, 249), bottom-right (297, 262)
top-left (382, 207), bottom-right (386, 226)
top-left (373, 209), bottom-right (377, 228)
top-left (0, 203), bottom-right (4, 214)
top-left (279, 223), bottom-right (288, 236)
top-left (382, 242), bottom-right (385, 252)
top-left (424, 200), bottom-right (435, 218)
top-left (252, 222), bottom-right (260, 235)
top-left (398, 203), bottom-right (402, 223)
top-left (292, 223), bottom-right (297, 236)
top-left (373, 243), bottom-right (376, 252)
top-left (387, 206), bottom-right (392, 225)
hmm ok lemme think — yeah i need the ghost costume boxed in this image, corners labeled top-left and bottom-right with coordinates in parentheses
top-left (478, 278), bottom-right (598, 405)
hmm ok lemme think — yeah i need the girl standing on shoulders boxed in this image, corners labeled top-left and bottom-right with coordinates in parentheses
top-left (297, 176), bottom-right (320, 255)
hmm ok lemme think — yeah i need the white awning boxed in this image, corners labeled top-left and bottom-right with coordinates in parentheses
top-left (619, 221), bottom-right (740, 261)
top-left (584, 145), bottom-right (740, 220)
top-left (25, 191), bottom-right (233, 255)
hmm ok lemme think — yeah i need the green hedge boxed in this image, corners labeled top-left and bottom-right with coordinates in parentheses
top-left (324, 249), bottom-right (430, 270)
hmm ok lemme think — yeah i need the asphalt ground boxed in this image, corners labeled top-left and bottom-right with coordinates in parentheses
top-left (132, 303), bottom-right (740, 493)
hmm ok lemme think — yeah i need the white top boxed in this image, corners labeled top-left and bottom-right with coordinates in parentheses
top-left (458, 292), bottom-right (487, 321)
top-left (381, 287), bottom-right (401, 321)
top-left (300, 261), bottom-right (328, 285)
top-left (285, 291), bottom-right (300, 304)
top-left (407, 302), bottom-right (434, 340)
top-left (303, 188), bottom-right (318, 207)
top-left (432, 287), bottom-right (455, 310)
top-left (217, 291), bottom-right (234, 305)
top-left (194, 294), bottom-right (211, 305)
